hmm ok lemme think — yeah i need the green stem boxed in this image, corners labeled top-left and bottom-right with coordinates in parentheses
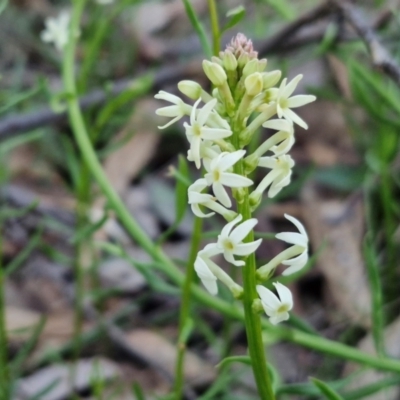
top-left (233, 146), bottom-right (275, 397)
top-left (207, 0), bottom-right (220, 56)
top-left (173, 216), bottom-right (203, 399)
top-left (62, 2), bottom-right (400, 381)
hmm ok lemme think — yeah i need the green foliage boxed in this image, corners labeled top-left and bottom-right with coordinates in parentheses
top-left (222, 6), bottom-right (246, 34)
top-left (310, 377), bottom-right (345, 400)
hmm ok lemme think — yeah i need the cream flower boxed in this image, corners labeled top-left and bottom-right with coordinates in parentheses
top-left (194, 249), bottom-right (219, 295)
top-left (155, 91), bottom-right (191, 129)
top-left (257, 214), bottom-right (309, 280)
top-left (194, 244), bottom-right (243, 296)
top-left (184, 99), bottom-right (232, 169)
top-left (251, 154), bottom-right (294, 201)
top-left (276, 214), bottom-right (308, 275)
top-left (204, 150), bottom-right (253, 208)
top-left (188, 179), bottom-right (236, 220)
top-left (275, 74), bottom-right (316, 129)
top-left (40, 11), bottom-right (70, 51)
top-left (216, 214), bottom-right (262, 267)
top-left (256, 282), bottom-right (293, 325)
top-left (260, 119), bottom-right (295, 156)
top-left (187, 140), bottom-right (221, 169)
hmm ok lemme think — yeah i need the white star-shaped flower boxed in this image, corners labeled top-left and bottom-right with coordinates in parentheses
top-left (194, 244), bottom-right (243, 296)
top-left (251, 154), bottom-right (294, 200)
top-left (275, 74), bottom-right (316, 129)
top-left (194, 246), bottom-right (219, 295)
top-left (184, 99), bottom-right (232, 169)
top-left (261, 119), bottom-right (295, 156)
top-left (216, 214), bottom-right (262, 266)
top-left (256, 282), bottom-right (293, 325)
top-left (40, 11), bottom-right (71, 52)
top-left (204, 150), bottom-right (253, 208)
top-left (188, 179), bottom-right (236, 220)
top-left (276, 214), bottom-right (308, 275)
top-left (187, 140), bottom-right (220, 169)
top-left (155, 91), bottom-right (191, 129)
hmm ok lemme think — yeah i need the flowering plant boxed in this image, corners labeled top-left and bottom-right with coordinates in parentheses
top-left (156, 34), bottom-right (315, 324)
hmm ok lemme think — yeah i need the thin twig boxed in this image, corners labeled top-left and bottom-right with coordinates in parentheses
top-left (330, 0), bottom-right (400, 86)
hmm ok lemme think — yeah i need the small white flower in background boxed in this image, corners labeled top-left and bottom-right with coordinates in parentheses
top-left (155, 91), bottom-right (191, 130)
top-left (41, 11), bottom-right (70, 52)
top-left (251, 154), bottom-right (294, 201)
top-left (184, 99), bottom-right (232, 169)
top-left (204, 150), bottom-right (253, 208)
top-left (275, 74), bottom-right (316, 129)
top-left (276, 214), bottom-right (308, 275)
top-left (188, 179), bottom-right (236, 220)
top-left (216, 214), bottom-right (262, 266)
top-left (256, 282), bottom-right (293, 325)
top-left (96, 0), bottom-right (114, 4)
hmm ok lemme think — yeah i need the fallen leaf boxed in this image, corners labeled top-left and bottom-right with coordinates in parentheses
top-left (301, 184), bottom-right (371, 327)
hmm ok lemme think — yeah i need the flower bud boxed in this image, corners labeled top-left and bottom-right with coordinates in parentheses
top-left (211, 56), bottom-right (223, 66)
top-left (249, 191), bottom-right (262, 210)
top-left (221, 51), bottom-right (237, 71)
top-left (245, 72), bottom-right (263, 96)
top-left (244, 153), bottom-right (260, 174)
top-left (257, 58), bottom-right (268, 72)
top-left (242, 59), bottom-right (258, 77)
top-left (203, 60), bottom-right (227, 86)
top-left (262, 70), bottom-right (281, 89)
top-left (178, 80), bottom-right (202, 100)
top-left (237, 52), bottom-right (250, 68)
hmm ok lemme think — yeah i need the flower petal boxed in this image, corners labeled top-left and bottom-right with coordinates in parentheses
top-left (256, 285), bottom-right (280, 310)
top-left (156, 105), bottom-right (181, 117)
top-left (218, 150), bottom-right (246, 171)
top-left (282, 108), bottom-right (308, 129)
top-left (286, 94), bottom-right (316, 108)
top-left (233, 239), bottom-right (262, 256)
top-left (200, 127), bottom-right (232, 140)
top-left (213, 182), bottom-right (231, 208)
top-left (194, 256), bottom-right (218, 295)
top-left (281, 74), bottom-right (302, 99)
top-left (284, 214), bottom-right (308, 237)
top-left (274, 282), bottom-right (293, 308)
top-left (220, 214), bottom-right (242, 239)
top-left (262, 119), bottom-right (293, 133)
top-left (275, 232), bottom-right (307, 247)
top-left (191, 203), bottom-right (215, 218)
top-left (197, 98), bottom-right (217, 126)
top-left (220, 172), bottom-right (253, 188)
top-left (230, 219), bottom-right (258, 243)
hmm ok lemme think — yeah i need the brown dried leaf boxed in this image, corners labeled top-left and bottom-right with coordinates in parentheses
top-left (344, 317), bottom-right (400, 399)
top-left (103, 99), bottom-right (161, 196)
top-left (301, 185), bottom-right (371, 327)
top-left (15, 358), bottom-right (121, 400)
top-left (125, 329), bottom-right (216, 388)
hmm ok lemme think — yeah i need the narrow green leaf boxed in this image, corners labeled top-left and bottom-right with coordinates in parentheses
top-left (344, 375), bottom-right (400, 400)
top-left (216, 355), bottom-right (252, 369)
top-left (310, 377), bottom-right (344, 400)
top-left (70, 214), bottom-right (108, 244)
top-left (10, 318), bottom-right (46, 380)
top-left (315, 23), bottom-right (338, 56)
top-left (221, 6), bottom-right (246, 33)
top-left (5, 228), bottom-right (42, 276)
top-left (181, 0), bottom-right (212, 58)
top-left (132, 382), bottom-right (147, 400)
